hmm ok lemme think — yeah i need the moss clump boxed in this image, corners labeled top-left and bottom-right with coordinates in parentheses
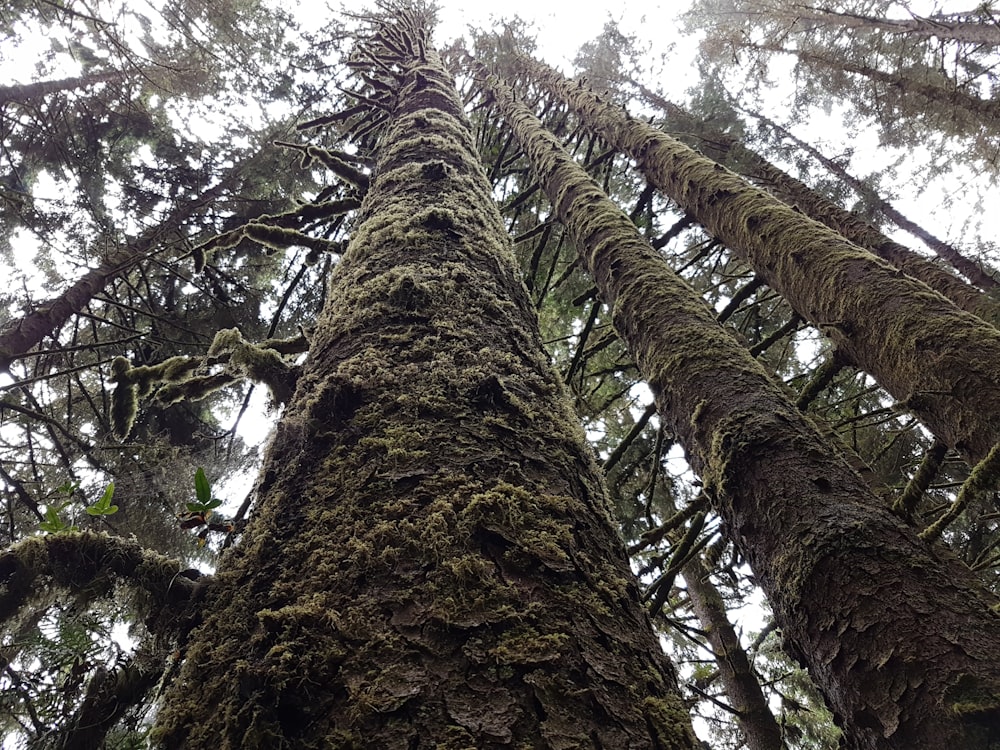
top-left (490, 626), bottom-right (569, 665)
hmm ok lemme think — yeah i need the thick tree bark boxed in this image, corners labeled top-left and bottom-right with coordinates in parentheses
top-left (634, 85), bottom-right (1000, 321)
top-left (150, 18), bottom-right (697, 749)
top-left (523, 58), bottom-right (1000, 466)
top-left (478, 67), bottom-right (1000, 749)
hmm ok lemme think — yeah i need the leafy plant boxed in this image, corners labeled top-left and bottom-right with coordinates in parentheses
top-left (189, 467), bottom-right (223, 515)
top-left (178, 468), bottom-right (231, 545)
top-left (38, 481), bottom-right (118, 533)
top-left (38, 501), bottom-right (78, 534)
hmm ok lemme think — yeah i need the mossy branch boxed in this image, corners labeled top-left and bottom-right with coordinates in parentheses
top-left (208, 327), bottom-right (301, 405)
top-left (274, 141), bottom-right (372, 192)
top-left (894, 440), bottom-right (949, 521)
top-left (647, 511), bottom-right (711, 619)
top-left (795, 349), bottom-right (847, 410)
top-left (921, 441), bottom-right (1000, 542)
top-left (628, 492), bottom-right (710, 555)
top-left (0, 531), bottom-right (206, 632)
top-left (306, 145), bottom-right (371, 191)
top-left (190, 199), bottom-right (355, 267)
top-left (109, 332), bottom-right (307, 437)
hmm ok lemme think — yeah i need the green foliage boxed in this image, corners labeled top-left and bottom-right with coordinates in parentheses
top-left (38, 501), bottom-right (78, 534)
top-left (86, 483), bottom-right (119, 517)
top-left (39, 481), bottom-right (119, 533)
top-left (190, 467), bottom-right (224, 514)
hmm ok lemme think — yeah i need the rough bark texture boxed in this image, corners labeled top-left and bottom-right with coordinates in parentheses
top-left (479, 69), bottom-right (1000, 748)
top-left (525, 58), bottom-right (1000, 465)
top-left (150, 24), bottom-right (697, 750)
top-left (683, 557), bottom-right (785, 750)
top-left (634, 86), bottom-right (1000, 321)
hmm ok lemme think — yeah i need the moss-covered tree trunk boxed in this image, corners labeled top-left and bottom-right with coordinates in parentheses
top-left (748, 107), bottom-right (1000, 294)
top-left (150, 16), bottom-right (697, 749)
top-left (477, 67), bottom-right (1000, 749)
top-left (521, 57), bottom-right (1000, 465)
top-left (634, 85), bottom-right (1000, 319)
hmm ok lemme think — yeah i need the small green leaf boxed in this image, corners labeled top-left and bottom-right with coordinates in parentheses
top-left (85, 483), bottom-right (118, 516)
top-left (203, 498), bottom-right (223, 511)
top-left (194, 468), bottom-right (211, 505)
top-left (39, 502), bottom-right (78, 533)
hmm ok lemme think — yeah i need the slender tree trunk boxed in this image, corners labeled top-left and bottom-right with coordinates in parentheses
top-left (757, 42), bottom-right (1000, 124)
top-left (634, 84), bottom-right (1000, 321)
top-left (683, 556), bottom-right (786, 750)
top-left (477, 65), bottom-right (1000, 749)
top-left (772, 4), bottom-right (1000, 46)
top-left (150, 16), bottom-right (697, 749)
top-left (752, 109), bottom-right (1000, 293)
top-left (0, 69), bottom-right (127, 106)
top-left (522, 57), bottom-right (1000, 466)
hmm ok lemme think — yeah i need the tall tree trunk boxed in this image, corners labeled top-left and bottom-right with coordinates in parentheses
top-left (767, 3), bottom-right (1000, 46)
top-left (751, 109), bottom-right (1000, 293)
top-left (150, 16), bottom-right (697, 749)
top-left (683, 556), bottom-right (786, 750)
top-left (521, 57), bottom-right (1000, 466)
top-left (476, 65), bottom-right (1000, 749)
top-left (633, 84), bottom-right (1000, 321)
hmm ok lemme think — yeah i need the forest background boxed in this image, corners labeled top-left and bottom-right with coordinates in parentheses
top-left (1, 0), bottom-right (999, 747)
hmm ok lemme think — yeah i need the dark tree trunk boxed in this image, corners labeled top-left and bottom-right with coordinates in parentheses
top-left (150, 16), bottom-right (697, 749)
top-left (683, 557), bottom-right (786, 750)
top-left (477, 66), bottom-right (1000, 749)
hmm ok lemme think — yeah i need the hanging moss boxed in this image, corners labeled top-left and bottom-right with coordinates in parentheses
top-left (208, 328), bottom-right (298, 404)
top-left (109, 356), bottom-right (139, 439)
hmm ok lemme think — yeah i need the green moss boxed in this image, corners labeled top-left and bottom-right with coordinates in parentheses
top-left (643, 695), bottom-right (699, 749)
top-left (945, 674), bottom-right (1000, 720)
top-left (490, 626), bottom-right (569, 665)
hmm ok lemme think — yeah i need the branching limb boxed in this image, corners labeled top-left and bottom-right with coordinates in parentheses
top-left (0, 531), bottom-right (207, 633)
top-left (922, 442), bottom-right (1000, 542)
